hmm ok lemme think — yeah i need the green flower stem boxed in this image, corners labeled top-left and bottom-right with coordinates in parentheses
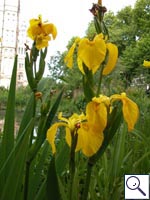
top-left (24, 95), bottom-right (37, 200)
top-left (81, 162), bottom-right (93, 200)
top-left (69, 132), bottom-right (78, 200)
top-left (33, 61), bottom-right (37, 79)
top-left (96, 64), bottom-right (105, 96)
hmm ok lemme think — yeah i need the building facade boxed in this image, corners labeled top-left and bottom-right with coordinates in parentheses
top-left (0, 0), bottom-right (27, 88)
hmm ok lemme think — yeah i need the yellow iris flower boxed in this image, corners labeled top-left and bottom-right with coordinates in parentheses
top-left (27, 15), bottom-right (57, 50)
top-left (64, 33), bottom-right (118, 75)
top-left (143, 60), bottom-right (150, 68)
top-left (93, 92), bottom-right (139, 132)
top-left (47, 100), bottom-right (107, 157)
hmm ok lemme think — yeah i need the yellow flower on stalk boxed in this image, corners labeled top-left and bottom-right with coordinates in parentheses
top-left (64, 33), bottom-right (118, 75)
top-left (110, 93), bottom-right (139, 131)
top-left (27, 15), bottom-right (57, 50)
top-left (47, 100), bottom-right (107, 157)
top-left (143, 60), bottom-right (150, 68)
top-left (92, 92), bottom-right (139, 132)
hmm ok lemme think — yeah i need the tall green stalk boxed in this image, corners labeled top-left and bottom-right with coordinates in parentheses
top-left (24, 94), bottom-right (36, 200)
top-left (96, 64), bottom-right (105, 96)
top-left (81, 162), bottom-right (93, 200)
top-left (69, 132), bottom-right (78, 200)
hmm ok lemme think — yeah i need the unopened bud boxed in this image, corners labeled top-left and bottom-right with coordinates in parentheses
top-left (35, 91), bottom-right (42, 100)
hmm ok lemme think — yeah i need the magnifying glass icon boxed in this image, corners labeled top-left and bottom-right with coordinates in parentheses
top-left (126, 176), bottom-right (146, 196)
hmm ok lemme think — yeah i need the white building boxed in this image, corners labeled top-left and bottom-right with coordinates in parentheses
top-left (0, 0), bottom-right (27, 88)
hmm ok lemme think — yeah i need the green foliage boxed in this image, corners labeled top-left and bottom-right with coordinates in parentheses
top-left (121, 34), bottom-right (150, 86)
top-left (133, 0), bottom-right (150, 37)
top-left (0, 87), bottom-right (9, 108)
top-left (0, 85), bottom-right (30, 111)
top-left (15, 86), bottom-right (30, 108)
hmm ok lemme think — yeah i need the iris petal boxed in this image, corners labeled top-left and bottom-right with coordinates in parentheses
top-left (64, 38), bottom-right (80, 68)
top-left (47, 122), bottom-right (67, 154)
top-left (111, 93), bottom-right (139, 131)
top-left (64, 42), bottom-right (77, 68)
top-left (43, 24), bottom-right (57, 39)
top-left (103, 43), bottom-right (118, 75)
top-left (78, 123), bottom-right (104, 157)
top-left (78, 34), bottom-right (106, 74)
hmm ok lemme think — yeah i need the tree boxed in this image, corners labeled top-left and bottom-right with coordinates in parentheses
top-left (133, 0), bottom-right (150, 38)
top-left (121, 35), bottom-right (150, 86)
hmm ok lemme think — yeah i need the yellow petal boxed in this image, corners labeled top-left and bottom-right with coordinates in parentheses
top-left (86, 101), bottom-right (107, 132)
top-left (111, 93), bottom-right (139, 131)
top-left (58, 112), bottom-right (86, 132)
top-left (92, 95), bottom-right (110, 107)
top-left (78, 122), bottom-right (104, 157)
top-left (103, 43), bottom-right (118, 75)
top-left (64, 38), bottom-right (80, 68)
top-left (77, 57), bottom-right (85, 74)
top-left (43, 23), bottom-right (57, 39)
top-left (78, 34), bottom-right (106, 74)
top-left (65, 127), bottom-right (71, 147)
top-left (27, 18), bottom-right (42, 40)
top-left (58, 112), bottom-right (69, 123)
top-left (64, 42), bottom-right (77, 68)
top-left (35, 34), bottom-right (50, 50)
top-left (143, 60), bottom-right (150, 68)
top-left (46, 122), bottom-right (67, 154)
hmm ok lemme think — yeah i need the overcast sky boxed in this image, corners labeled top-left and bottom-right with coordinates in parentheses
top-left (21, 0), bottom-right (137, 54)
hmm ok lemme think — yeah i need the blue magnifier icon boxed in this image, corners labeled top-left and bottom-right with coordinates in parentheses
top-left (126, 176), bottom-right (146, 196)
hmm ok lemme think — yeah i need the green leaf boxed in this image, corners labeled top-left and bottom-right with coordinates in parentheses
top-left (110, 123), bottom-right (127, 178)
top-left (28, 141), bottom-right (50, 199)
top-left (0, 55), bottom-right (17, 194)
top-left (17, 93), bottom-right (35, 138)
top-left (56, 142), bottom-right (70, 175)
top-left (34, 180), bottom-right (47, 200)
top-left (46, 155), bottom-right (62, 200)
top-left (1, 55), bottom-right (17, 157)
top-left (0, 118), bottom-right (35, 200)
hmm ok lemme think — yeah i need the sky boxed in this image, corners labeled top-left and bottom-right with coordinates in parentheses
top-left (21, 0), bottom-right (137, 55)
